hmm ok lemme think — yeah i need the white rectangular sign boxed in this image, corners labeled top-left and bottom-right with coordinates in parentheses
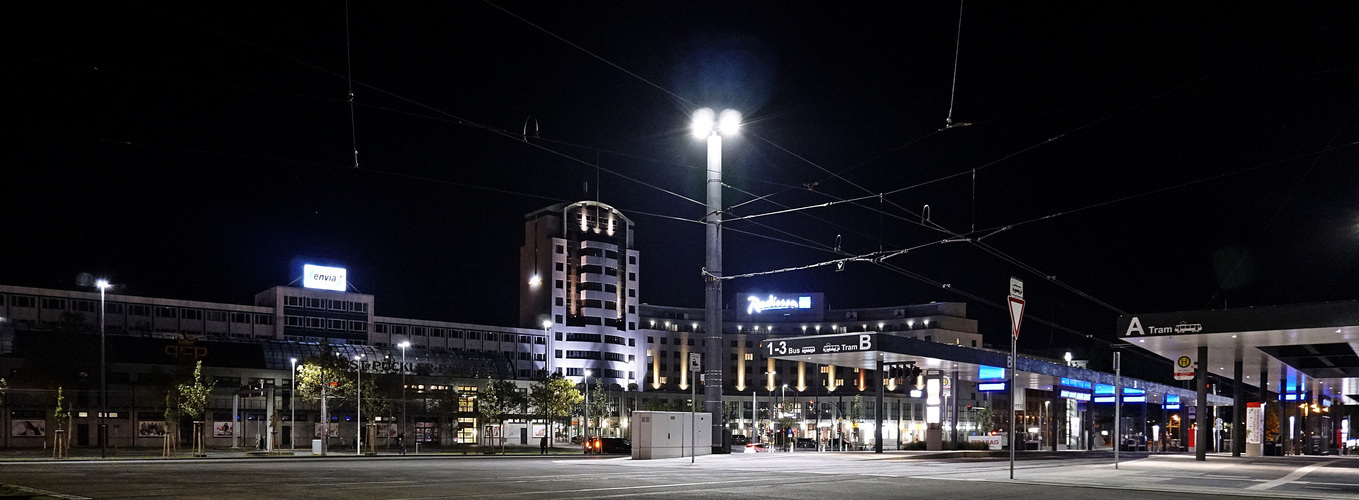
top-left (1009, 277), bottom-right (1024, 299)
top-left (303, 264), bottom-right (347, 292)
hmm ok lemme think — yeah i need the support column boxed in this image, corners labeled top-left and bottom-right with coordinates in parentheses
top-left (1279, 369), bottom-right (1288, 455)
top-left (1232, 360), bottom-right (1244, 456)
top-left (1196, 345), bottom-right (1208, 461)
top-left (266, 385), bottom-right (276, 452)
top-left (875, 358), bottom-right (884, 453)
top-left (950, 369), bottom-right (960, 448)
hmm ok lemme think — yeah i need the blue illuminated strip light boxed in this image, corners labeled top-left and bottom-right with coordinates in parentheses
top-left (1060, 378), bottom-right (1092, 390)
top-left (1166, 394), bottom-right (1180, 410)
top-left (1094, 396), bottom-right (1116, 403)
top-left (1095, 384), bottom-right (1114, 396)
top-left (977, 382), bottom-right (1007, 392)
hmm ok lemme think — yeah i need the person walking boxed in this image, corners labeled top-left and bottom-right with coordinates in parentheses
top-left (540, 435), bottom-right (548, 455)
top-left (397, 433), bottom-right (405, 456)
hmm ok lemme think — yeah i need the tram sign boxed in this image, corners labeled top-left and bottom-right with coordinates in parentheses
top-left (762, 333), bottom-right (875, 357)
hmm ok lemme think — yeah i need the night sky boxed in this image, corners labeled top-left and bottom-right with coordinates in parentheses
top-left (7, 2), bottom-right (1359, 371)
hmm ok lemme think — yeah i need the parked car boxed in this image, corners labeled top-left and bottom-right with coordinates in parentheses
top-left (731, 434), bottom-right (749, 446)
top-left (794, 438), bottom-right (818, 450)
top-left (583, 437), bottom-right (631, 454)
top-left (743, 442), bottom-right (771, 453)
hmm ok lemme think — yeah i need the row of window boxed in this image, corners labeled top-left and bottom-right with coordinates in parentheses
top-left (6, 295), bottom-right (273, 325)
top-left (373, 324), bottom-right (543, 344)
top-left (283, 316), bottom-right (366, 332)
top-left (282, 296), bottom-right (369, 313)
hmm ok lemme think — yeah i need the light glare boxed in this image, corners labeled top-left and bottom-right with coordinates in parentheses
top-left (691, 108), bottom-right (715, 138)
top-left (718, 109), bottom-right (741, 136)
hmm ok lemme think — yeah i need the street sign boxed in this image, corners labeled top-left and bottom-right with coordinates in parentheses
top-left (1007, 296), bottom-right (1025, 339)
top-left (689, 352), bottom-right (701, 372)
top-left (1009, 277), bottom-right (1024, 299)
top-left (1173, 355), bottom-right (1195, 380)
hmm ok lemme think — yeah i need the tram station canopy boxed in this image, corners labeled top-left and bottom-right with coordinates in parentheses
top-left (1117, 301), bottom-right (1359, 405)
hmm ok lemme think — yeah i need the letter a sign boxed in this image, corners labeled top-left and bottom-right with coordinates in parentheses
top-left (1008, 296), bottom-right (1025, 339)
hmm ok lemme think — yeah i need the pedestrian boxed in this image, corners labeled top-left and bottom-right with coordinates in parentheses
top-left (540, 435), bottom-right (548, 455)
top-left (397, 432), bottom-right (405, 456)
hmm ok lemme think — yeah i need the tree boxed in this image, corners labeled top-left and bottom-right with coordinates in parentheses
top-left (529, 373), bottom-right (582, 448)
top-left (848, 395), bottom-right (864, 444)
top-left (177, 361), bottom-right (214, 456)
top-left (427, 386), bottom-right (461, 445)
top-left (976, 405), bottom-right (995, 435)
top-left (478, 379), bottom-right (527, 454)
top-left (53, 387), bottom-right (69, 457)
top-left (586, 378), bottom-right (611, 433)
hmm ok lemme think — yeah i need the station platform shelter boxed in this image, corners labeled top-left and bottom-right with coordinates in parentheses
top-left (763, 331), bottom-right (1230, 453)
top-left (1119, 301), bottom-right (1359, 459)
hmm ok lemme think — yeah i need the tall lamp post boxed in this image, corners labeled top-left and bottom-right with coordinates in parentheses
top-left (583, 370), bottom-right (592, 441)
top-left (354, 354), bottom-right (363, 455)
top-left (398, 341), bottom-right (410, 451)
top-left (290, 358), bottom-right (297, 451)
top-left (693, 107), bottom-right (740, 453)
top-left (94, 279), bottom-right (111, 458)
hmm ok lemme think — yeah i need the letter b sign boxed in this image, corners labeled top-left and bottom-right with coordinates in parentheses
top-left (859, 335), bottom-right (872, 350)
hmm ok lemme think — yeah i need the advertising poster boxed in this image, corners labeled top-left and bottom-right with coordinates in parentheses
top-left (11, 420), bottom-right (46, 437)
top-left (1246, 403), bottom-right (1263, 445)
top-left (213, 422), bottom-right (235, 438)
top-left (138, 421), bottom-right (168, 437)
top-left (376, 423), bottom-right (398, 438)
top-left (315, 423), bottom-right (340, 438)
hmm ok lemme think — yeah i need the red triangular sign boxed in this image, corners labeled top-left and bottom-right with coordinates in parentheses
top-left (1008, 296), bottom-right (1025, 339)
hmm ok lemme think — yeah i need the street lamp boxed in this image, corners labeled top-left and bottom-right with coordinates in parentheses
top-left (694, 107), bottom-right (740, 452)
top-left (92, 278), bottom-right (111, 458)
top-left (398, 341), bottom-right (410, 453)
top-left (354, 354), bottom-right (363, 455)
top-left (584, 370), bottom-right (592, 441)
top-left (781, 383), bottom-right (788, 450)
top-left (290, 358), bottom-right (297, 451)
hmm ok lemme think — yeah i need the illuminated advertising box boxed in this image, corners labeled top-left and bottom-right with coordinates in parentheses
top-left (303, 264), bottom-right (347, 292)
top-left (738, 292), bottom-right (824, 322)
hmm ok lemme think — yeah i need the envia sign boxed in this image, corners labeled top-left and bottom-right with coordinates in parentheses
top-left (302, 264), bottom-right (347, 292)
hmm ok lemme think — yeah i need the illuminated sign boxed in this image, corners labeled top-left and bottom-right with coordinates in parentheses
top-left (1060, 378), bottom-right (1092, 390)
top-left (303, 264), bottom-right (347, 292)
top-left (978, 365), bottom-right (1005, 380)
top-left (1095, 384), bottom-right (1114, 396)
top-left (1094, 396), bottom-right (1116, 404)
top-left (1060, 390), bottom-right (1092, 402)
top-left (746, 294), bottom-right (812, 314)
top-left (1166, 394), bottom-right (1180, 410)
top-left (978, 382), bottom-right (1007, 392)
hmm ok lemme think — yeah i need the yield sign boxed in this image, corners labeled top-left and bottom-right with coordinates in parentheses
top-left (1007, 296), bottom-right (1025, 339)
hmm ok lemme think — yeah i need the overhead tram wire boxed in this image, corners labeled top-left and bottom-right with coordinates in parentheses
top-left (344, 0), bottom-right (360, 168)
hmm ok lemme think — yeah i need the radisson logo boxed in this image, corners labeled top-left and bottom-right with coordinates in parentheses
top-left (746, 295), bottom-right (811, 314)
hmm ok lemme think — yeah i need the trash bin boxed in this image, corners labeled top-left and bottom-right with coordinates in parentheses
top-left (312, 439), bottom-right (323, 455)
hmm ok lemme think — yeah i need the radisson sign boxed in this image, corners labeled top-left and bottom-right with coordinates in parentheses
top-left (746, 294), bottom-right (812, 314)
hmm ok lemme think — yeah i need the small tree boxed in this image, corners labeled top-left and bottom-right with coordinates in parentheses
top-left (478, 379), bottom-right (527, 454)
top-left (178, 361), bottom-right (215, 456)
top-left (848, 395), bottom-right (864, 445)
top-left (53, 387), bottom-right (69, 457)
top-left (586, 378), bottom-right (611, 434)
top-left (976, 405), bottom-right (995, 435)
top-left (529, 373), bottom-right (582, 448)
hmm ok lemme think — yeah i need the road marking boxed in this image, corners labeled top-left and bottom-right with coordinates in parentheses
top-left (1246, 462), bottom-right (1328, 490)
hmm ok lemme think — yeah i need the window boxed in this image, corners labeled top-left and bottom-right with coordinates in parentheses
top-left (673, 351), bottom-right (681, 359)
top-left (9, 296), bottom-right (35, 308)
top-left (181, 309), bottom-right (201, 321)
top-left (254, 314), bottom-right (274, 326)
top-left (349, 321), bottom-right (367, 332)
top-left (391, 325), bottom-right (408, 335)
top-left (554, 297), bottom-right (564, 306)
top-left (629, 256), bottom-right (636, 264)
top-left (554, 280), bottom-right (564, 289)
top-left (628, 338), bottom-right (635, 347)
top-left (555, 314), bottom-right (563, 323)
top-left (328, 319), bottom-right (345, 330)
top-left (744, 353), bottom-right (754, 361)
top-left (554, 350), bottom-right (562, 359)
top-left (284, 316), bottom-right (303, 327)
top-left (106, 303), bottom-right (123, 315)
top-left (284, 296), bottom-right (303, 307)
top-left (687, 339), bottom-right (695, 346)
top-left (413, 326), bottom-right (427, 337)
top-left (374, 324), bottom-right (389, 334)
top-left (350, 302), bottom-right (368, 313)
top-left (730, 353), bottom-right (737, 360)
top-left (627, 306), bottom-right (635, 314)
top-left (40, 298), bottom-right (66, 310)
top-left (128, 305), bottom-right (151, 317)
top-left (647, 336), bottom-right (654, 343)
top-left (628, 273), bottom-right (636, 281)
top-left (305, 298), bottom-right (324, 309)
top-left (731, 340), bottom-right (738, 348)
top-left (486, 333), bottom-right (497, 341)
top-left (72, 300), bottom-right (96, 313)
top-left (555, 262), bottom-right (564, 271)
top-left (555, 244), bottom-right (564, 254)
top-left (628, 289), bottom-right (636, 298)
top-left (566, 367), bottom-right (583, 377)
top-left (153, 306), bottom-right (176, 318)
top-left (328, 300), bottom-right (345, 311)
top-left (230, 312), bottom-right (251, 324)
top-left (206, 310), bottom-right (227, 322)
top-left (305, 317), bottom-right (324, 329)
top-left (467, 331), bottom-right (480, 340)
top-left (660, 338), bottom-right (667, 345)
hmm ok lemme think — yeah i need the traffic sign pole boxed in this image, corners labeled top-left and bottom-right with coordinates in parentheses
top-left (1007, 278), bottom-right (1023, 480)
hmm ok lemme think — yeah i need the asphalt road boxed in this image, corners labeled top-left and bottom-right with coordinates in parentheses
top-left (0, 452), bottom-right (1354, 499)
